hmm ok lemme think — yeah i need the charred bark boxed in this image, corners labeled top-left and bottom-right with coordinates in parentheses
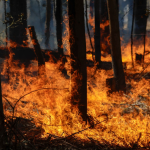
top-left (94, 0), bottom-right (101, 64)
top-left (28, 26), bottom-right (45, 76)
top-left (134, 0), bottom-right (148, 62)
top-left (45, 0), bottom-right (51, 47)
top-left (85, 0), bottom-right (94, 58)
top-left (107, 0), bottom-right (126, 92)
top-left (55, 0), bottom-right (63, 57)
top-left (131, 0), bottom-right (135, 67)
top-left (89, 0), bottom-right (94, 59)
top-left (100, 0), bottom-right (111, 54)
top-left (9, 0), bottom-right (27, 45)
top-left (68, 0), bottom-right (87, 122)
top-left (0, 74), bottom-right (7, 148)
top-left (133, 0), bottom-right (147, 42)
top-left (133, 0), bottom-right (147, 63)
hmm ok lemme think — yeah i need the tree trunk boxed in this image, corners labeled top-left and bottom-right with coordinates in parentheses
top-left (133, 0), bottom-right (147, 43)
top-left (131, 0), bottom-right (135, 67)
top-left (9, 0), bottom-right (27, 45)
top-left (45, 0), bottom-right (51, 48)
top-left (133, 0), bottom-right (148, 61)
top-left (68, 0), bottom-right (87, 122)
top-left (100, 0), bottom-right (111, 54)
top-left (55, 0), bottom-right (63, 57)
top-left (28, 26), bottom-right (45, 76)
top-left (107, 0), bottom-right (126, 91)
top-left (94, 0), bottom-right (101, 64)
top-left (0, 74), bottom-right (6, 149)
top-left (90, 0), bottom-right (94, 18)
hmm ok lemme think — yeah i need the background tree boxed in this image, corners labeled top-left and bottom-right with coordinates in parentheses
top-left (28, 26), bottom-right (45, 77)
top-left (89, 0), bottom-right (94, 38)
top-left (9, 0), bottom-right (27, 45)
top-left (94, 0), bottom-right (101, 64)
top-left (45, 0), bottom-right (51, 47)
top-left (55, 0), bottom-right (63, 57)
top-left (100, 0), bottom-right (111, 54)
top-left (107, 0), bottom-right (126, 91)
top-left (0, 74), bottom-right (7, 149)
top-left (90, 0), bottom-right (94, 27)
top-left (133, 0), bottom-right (147, 43)
top-left (133, 0), bottom-right (148, 62)
top-left (68, 0), bottom-right (87, 122)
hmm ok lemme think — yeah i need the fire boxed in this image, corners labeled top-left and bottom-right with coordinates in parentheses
top-left (0, 18), bottom-right (150, 148)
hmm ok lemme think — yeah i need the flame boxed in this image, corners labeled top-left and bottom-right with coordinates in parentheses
top-left (1, 18), bottom-right (150, 148)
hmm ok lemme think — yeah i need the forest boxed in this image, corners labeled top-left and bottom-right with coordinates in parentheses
top-left (0, 0), bottom-right (150, 149)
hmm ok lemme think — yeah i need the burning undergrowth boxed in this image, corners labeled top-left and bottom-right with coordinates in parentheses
top-left (0, 46), bottom-right (150, 150)
top-left (0, 16), bottom-right (150, 149)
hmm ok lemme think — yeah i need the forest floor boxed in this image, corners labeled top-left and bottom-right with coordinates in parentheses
top-left (1, 56), bottom-right (150, 150)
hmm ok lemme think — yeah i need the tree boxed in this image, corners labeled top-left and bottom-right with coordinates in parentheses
top-left (45, 0), bottom-right (51, 48)
top-left (0, 74), bottom-right (7, 149)
top-left (89, 0), bottom-right (94, 32)
top-left (133, 0), bottom-right (148, 62)
top-left (68, 0), bottom-right (87, 122)
top-left (94, 0), bottom-right (101, 64)
top-left (55, 0), bottom-right (63, 57)
top-left (133, 0), bottom-right (147, 42)
top-left (100, 0), bottom-right (111, 54)
top-left (28, 26), bottom-right (45, 77)
top-left (9, 0), bottom-right (27, 45)
top-left (107, 0), bottom-right (126, 91)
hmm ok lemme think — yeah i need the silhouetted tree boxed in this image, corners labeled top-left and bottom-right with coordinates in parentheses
top-left (133, 0), bottom-right (148, 62)
top-left (90, 0), bottom-right (94, 18)
top-left (68, 0), bottom-right (87, 122)
top-left (94, 0), bottom-right (101, 64)
top-left (45, 0), bottom-right (51, 47)
top-left (55, 0), bottom-right (63, 56)
top-left (28, 26), bottom-right (45, 77)
top-left (9, 0), bottom-right (27, 45)
top-left (0, 74), bottom-right (7, 149)
top-left (107, 0), bottom-right (126, 91)
top-left (100, 0), bottom-right (111, 54)
top-left (133, 0), bottom-right (147, 43)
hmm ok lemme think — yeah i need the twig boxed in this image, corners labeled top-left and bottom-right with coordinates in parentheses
top-left (5, 116), bottom-right (36, 149)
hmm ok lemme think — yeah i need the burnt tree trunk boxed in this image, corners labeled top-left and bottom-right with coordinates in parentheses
top-left (45, 0), bottom-right (51, 47)
top-left (100, 0), bottom-right (111, 54)
top-left (89, 0), bottom-right (94, 59)
top-left (55, 0), bottom-right (63, 57)
top-left (0, 74), bottom-right (7, 148)
top-left (28, 26), bottom-right (45, 76)
top-left (68, 0), bottom-right (87, 122)
top-left (89, 0), bottom-right (94, 31)
top-left (9, 0), bottom-right (27, 45)
top-left (90, 0), bottom-right (94, 18)
top-left (107, 0), bottom-right (126, 91)
top-left (131, 0), bottom-right (135, 67)
top-left (133, 0), bottom-right (148, 62)
top-left (94, 0), bottom-right (101, 64)
top-left (133, 0), bottom-right (147, 42)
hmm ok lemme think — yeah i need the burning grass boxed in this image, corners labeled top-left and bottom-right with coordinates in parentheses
top-left (1, 15), bottom-right (150, 149)
top-left (0, 50), bottom-right (150, 150)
